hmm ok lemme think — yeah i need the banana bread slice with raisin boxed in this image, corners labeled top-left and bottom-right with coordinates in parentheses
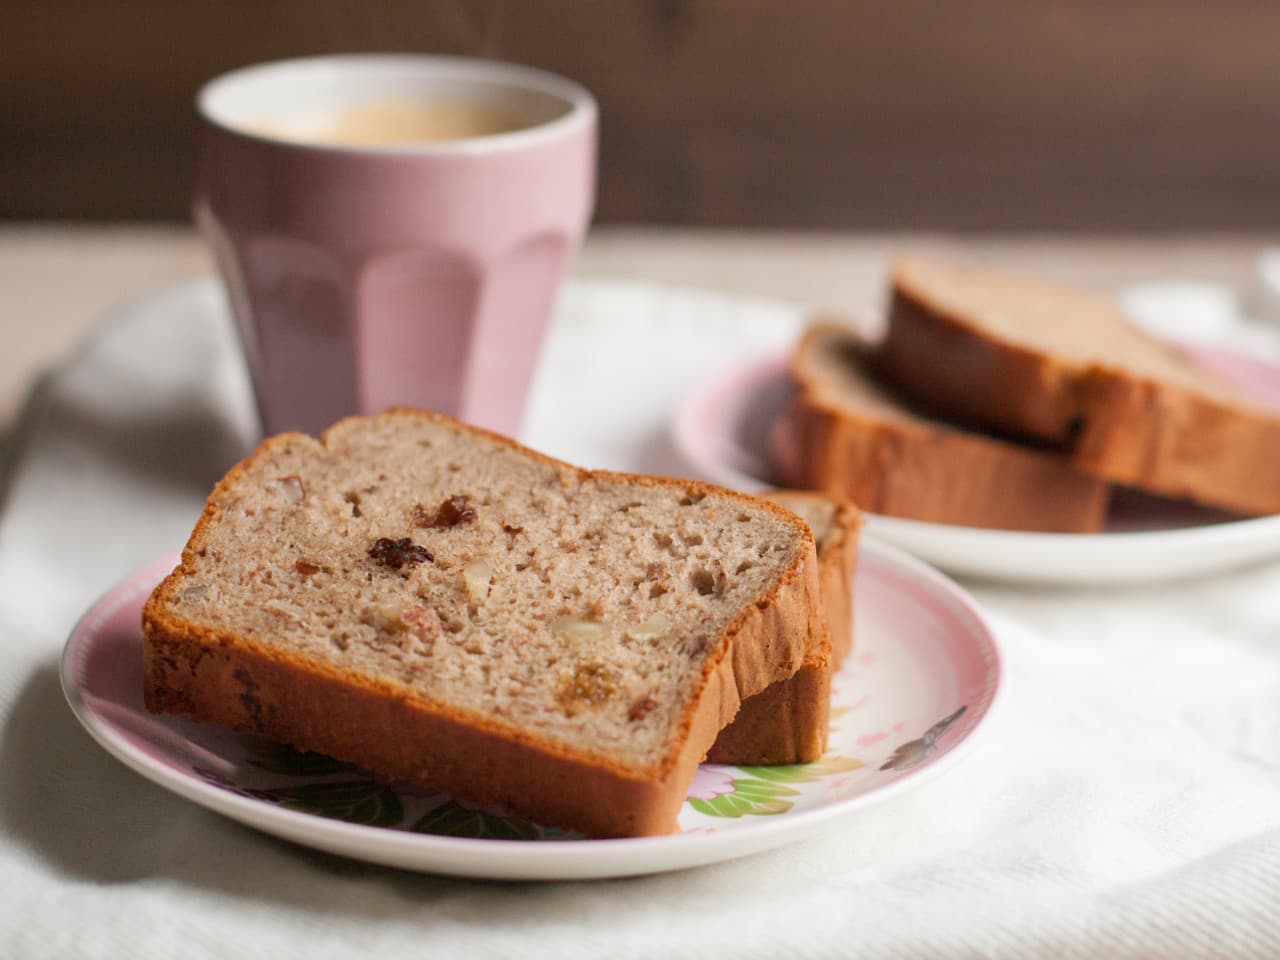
top-left (143, 410), bottom-right (822, 838)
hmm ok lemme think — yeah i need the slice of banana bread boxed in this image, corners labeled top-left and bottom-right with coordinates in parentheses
top-left (706, 490), bottom-right (860, 766)
top-left (143, 410), bottom-right (822, 838)
top-left (764, 491), bottom-right (860, 669)
top-left (778, 322), bottom-right (1110, 532)
top-left (882, 256), bottom-right (1280, 515)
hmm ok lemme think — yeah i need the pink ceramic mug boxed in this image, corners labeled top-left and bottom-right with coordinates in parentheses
top-left (195, 55), bottom-right (597, 439)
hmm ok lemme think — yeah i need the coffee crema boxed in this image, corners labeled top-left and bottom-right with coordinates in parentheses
top-left (242, 96), bottom-right (529, 146)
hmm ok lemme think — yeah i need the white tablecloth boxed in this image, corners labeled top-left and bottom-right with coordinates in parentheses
top-left (2, 280), bottom-right (1279, 959)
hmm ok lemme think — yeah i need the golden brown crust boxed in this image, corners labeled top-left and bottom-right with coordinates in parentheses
top-left (760, 490), bottom-right (860, 667)
top-left (707, 492), bottom-right (860, 765)
top-left (1070, 369), bottom-right (1280, 514)
top-left (704, 651), bottom-right (831, 765)
top-left (812, 496), bottom-right (860, 668)
top-left (883, 261), bottom-right (1280, 516)
top-left (780, 325), bottom-right (1110, 532)
top-left (880, 286), bottom-right (1076, 441)
top-left (142, 409), bottom-right (823, 838)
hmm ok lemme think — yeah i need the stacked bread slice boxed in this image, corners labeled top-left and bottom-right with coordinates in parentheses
top-left (143, 410), bottom-right (858, 838)
top-left (707, 490), bottom-right (860, 765)
top-left (778, 256), bottom-right (1280, 530)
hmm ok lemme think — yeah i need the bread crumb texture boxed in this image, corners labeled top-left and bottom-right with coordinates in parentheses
top-left (161, 413), bottom-right (807, 769)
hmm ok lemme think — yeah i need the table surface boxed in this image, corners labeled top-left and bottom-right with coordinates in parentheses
top-left (1, 224), bottom-right (1273, 435)
top-left (4, 224), bottom-right (1280, 956)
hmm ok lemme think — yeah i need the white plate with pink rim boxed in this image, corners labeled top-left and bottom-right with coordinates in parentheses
top-left (672, 340), bottom-right (1280, 586)
top-left (61, 543), bottom-right (1001, 881)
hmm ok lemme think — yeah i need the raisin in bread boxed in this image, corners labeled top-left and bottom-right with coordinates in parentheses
top-left (143, 410), bottom-right (823, 838)
top-left (882, 256), bottom-right (1280, 515)
top-left (777, 322), bottom-right (1110, 532)
top-left (706, 490), bottom-right (860, 765)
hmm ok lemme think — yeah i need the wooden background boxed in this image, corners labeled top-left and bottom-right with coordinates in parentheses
top-left (4, 0), bottom-right (1280, 229)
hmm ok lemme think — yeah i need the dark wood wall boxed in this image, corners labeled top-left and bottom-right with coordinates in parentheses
top-left (5, 0), bottom-right (1280, 229)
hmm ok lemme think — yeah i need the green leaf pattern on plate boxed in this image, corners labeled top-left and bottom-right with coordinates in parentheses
top-left (249, 779), bottom-right (405, 827)
top-left (410, 801), bottom-right (545, 841)
top-left (689, 752), bottom-right (864, 819)
top-left (245, 742), bottom-right (355, 777)
top-left (689, 778), bottom-right (797, 817)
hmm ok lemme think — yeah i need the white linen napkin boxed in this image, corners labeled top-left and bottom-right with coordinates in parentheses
top-left (1, 279), bottom-right (1278, 959)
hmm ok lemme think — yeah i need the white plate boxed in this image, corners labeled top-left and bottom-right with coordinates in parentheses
top-left (61, 543), bottom-right (1001, 881)
top-left (672, 349), bottom-right (1280, 585)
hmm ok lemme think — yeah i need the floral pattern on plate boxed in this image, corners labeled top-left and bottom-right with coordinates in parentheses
top-left (62, 540), bottom-right (1001, 878)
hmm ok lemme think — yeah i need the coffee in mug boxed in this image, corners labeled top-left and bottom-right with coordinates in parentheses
top-left (242, 96), bottom-right (533, 146)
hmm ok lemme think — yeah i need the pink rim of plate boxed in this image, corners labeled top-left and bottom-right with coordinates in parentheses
top-left (673, 345), bottom-right (1280, 551)
top-left (61, 543), bottom-right (1003, 880)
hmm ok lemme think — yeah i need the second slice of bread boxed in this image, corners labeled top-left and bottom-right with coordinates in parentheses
top-left (143, 410), bottom-right (824, 838)
top-left (706, 490), bottom-right (860, 766)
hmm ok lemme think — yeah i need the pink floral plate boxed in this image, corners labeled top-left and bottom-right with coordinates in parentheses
top-left (61, 541), bottom-right (1002, 881)
top-left (672, 343), bottom-right (1280, 585)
